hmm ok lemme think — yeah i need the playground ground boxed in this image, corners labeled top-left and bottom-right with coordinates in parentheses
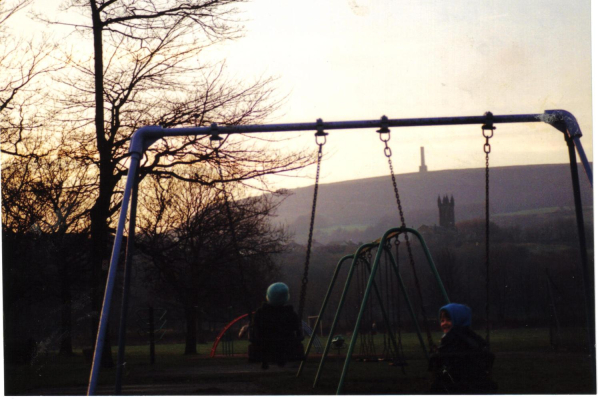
top-left (5, 328), bottom-right (596, 395)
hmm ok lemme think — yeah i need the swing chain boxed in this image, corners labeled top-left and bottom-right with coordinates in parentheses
top-left (298, 119), bottom-right (327, 322)
top-left (378, 116), bottom-right (436, 351)
top-left (377, 117), bottom-right (404, 225)
top-left (213, 145), bottom-right (253, 316)
top-left (315, 118), bottom-right (328, 147)
top-left (482, 111), bottom-right (495, 155)
top-left (482, 111), bottom-right (495, 346)
top-left (378, 115), bottom-right (392, 157)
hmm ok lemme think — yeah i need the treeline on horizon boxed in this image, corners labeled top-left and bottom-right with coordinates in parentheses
top-left (278, 215), bottom-right (592, 340)
top-left (3, 209), bottom-right (592, 365)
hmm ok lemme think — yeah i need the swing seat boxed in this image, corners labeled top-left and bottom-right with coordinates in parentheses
top-left (248, 340), bottom-right (305, 364)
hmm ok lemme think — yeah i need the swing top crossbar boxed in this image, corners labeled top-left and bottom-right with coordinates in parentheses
top-left (130, 109), bottom-right (591, 186)
top-left (132, 110), bottom-right (579, 152)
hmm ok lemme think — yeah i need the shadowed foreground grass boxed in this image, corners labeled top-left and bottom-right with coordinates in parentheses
top-left (5, 327), bottom-right (595, 395)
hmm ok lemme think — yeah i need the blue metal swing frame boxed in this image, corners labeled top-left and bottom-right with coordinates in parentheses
top-left (87, 110), bottom-right (593, 395)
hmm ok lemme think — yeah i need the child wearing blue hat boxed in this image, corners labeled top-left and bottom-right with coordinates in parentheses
top-left (429, 303), bottom-right (497, 393)
top-left (248, 282), bottom-right (304, 369)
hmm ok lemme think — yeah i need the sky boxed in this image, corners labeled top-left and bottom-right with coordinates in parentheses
top-left (209, 0), bottom-right (593, 189)
top-left (8, 0), bottom-right (595, 190)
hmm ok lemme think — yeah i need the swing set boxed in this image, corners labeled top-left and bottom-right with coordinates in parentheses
top-left (87, 110), bottom-right (593, 395)
top-left (298, 226), bottom-right (451, 393)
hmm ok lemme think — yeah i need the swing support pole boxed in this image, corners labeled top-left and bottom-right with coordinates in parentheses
top-left (381, 246), bottom-right (429, 361)
top-left (114, 166), bottom-right (140, 394)
top-left (312, 243), bottom-right (374, 388)
top-left (87, 110), bottom-right (593, 395)
top-left (297, 254), bottom-right (354, 377)
top-left (564, 131), bottom-right (595, 390)
top-left (87, 151), bottom-right (142, 396)
top-left (365, 261), bottom-right (405, 363)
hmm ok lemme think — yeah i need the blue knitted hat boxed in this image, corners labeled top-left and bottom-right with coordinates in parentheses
top-left (439, 303), bottom-right (472, 328)
top-left (266, 282), bottom-right (290, 306)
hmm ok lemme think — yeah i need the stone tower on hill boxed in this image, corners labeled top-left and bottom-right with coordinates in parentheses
top-left (419, 146), bottom-right (427, 173)
top-left (438, 195), bottom-right (455, 228)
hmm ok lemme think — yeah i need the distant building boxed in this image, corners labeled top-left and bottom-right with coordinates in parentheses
top-left (417, 195), bottom-right (458, 245)
top-left (419, 146), bottom-right (428, 173)
top-left (438, 195), bottom-right (455, 229)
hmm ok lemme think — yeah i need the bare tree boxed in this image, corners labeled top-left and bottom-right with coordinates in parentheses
top-left (0, 0), bottom-right (33, 114)
top-left (0, 0), bottom-right (61, 156)
top-left (32, 1), bottom-right (311, 354)
top-left (2, 139), bottom-right (95, 354)
top-left (136, 171), bottom-right (289, 354)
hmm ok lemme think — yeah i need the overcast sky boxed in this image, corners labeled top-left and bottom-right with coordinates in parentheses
top-left (11, 0), bottom-right (595, 190)
top-left (212, 0), bottom-right (593, 189)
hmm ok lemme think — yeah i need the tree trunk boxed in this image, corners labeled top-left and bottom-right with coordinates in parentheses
top-left (184, 306), bottom-right (197, 355)
top-left (88, 0), bottom-right (114, 367)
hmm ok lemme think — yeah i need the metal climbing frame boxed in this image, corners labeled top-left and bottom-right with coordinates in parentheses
top-left (297, 227), bottom-right (450, 393)
top-left (87, 110), bottom-right (593, 395)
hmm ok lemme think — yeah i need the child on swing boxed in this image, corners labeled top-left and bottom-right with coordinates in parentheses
top-left (248, 282), bottom-right (304, 369)
top-left (429, 303), bottom-right (497, 394)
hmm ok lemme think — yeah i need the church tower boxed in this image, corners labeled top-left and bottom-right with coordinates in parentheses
top-left (438, 194), bottom-right (455, 228)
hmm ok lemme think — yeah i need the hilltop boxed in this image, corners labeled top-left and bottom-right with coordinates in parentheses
top-left (271, 163), bottom-right (593, 242)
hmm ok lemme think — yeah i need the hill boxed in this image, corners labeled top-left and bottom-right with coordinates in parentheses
top-left (271, 163), bottom-right (593, 242)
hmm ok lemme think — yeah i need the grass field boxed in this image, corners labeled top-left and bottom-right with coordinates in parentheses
top-left (5, 327), bottom-right (595, 395)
